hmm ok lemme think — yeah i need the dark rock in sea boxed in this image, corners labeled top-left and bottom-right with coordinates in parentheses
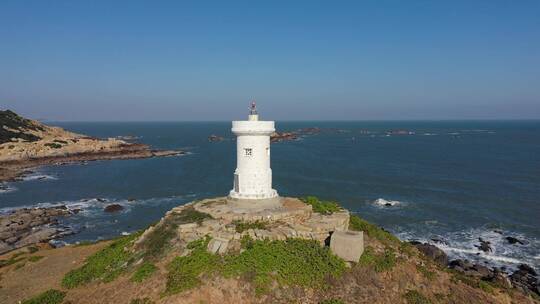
top-left (104, 204), bottom-right (124, 213)
top-left (510, 264), bottom-right (539, 296)
top-left (96, 198), bottom-right (107, 203)
top-left (493, 229), bottom-right (503, 235)
top-left (410, 242), bottom-right (448, 266)
top-left (476, 238), bottom-right (492, 252)
top-left (506, 236), bottom-right (525, 245)
top-left (128, 198), bottom-right (136, 202)
top-left (384, 203), bottom-right (392, 207)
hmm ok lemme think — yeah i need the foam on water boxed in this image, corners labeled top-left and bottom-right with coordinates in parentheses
top-left (0, 184), bottom-right (17, 194)
top-left (372, 198), bottom-right (404, 208)
top-left (396, 226), bottom-right (540, 271)
top-left (21, 173), bottom-right (57, 181)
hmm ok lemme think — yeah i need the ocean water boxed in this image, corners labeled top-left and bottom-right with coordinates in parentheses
top-left (1, 121), bottom-right (539, 270)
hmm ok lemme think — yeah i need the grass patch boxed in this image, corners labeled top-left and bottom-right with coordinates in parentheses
top-left (0, 253), bottom-right (26, 268)
top-left (320, 299), bottom-right (345, 304)
top-left (165, 236), bottom-right (219, 295)
top-left (44, 143), bottom-right (62, 149)
top-left (131, 262), bottom-right (158, 283)
top-left (416, 264), bottom-right (436, 280)
top-left (301, 196), bottom-right (341, 214)
top-left (164, 236), bottom-right (346, 296)
top-left (14, 262), bottom-right (27, 270)
top-left (140, 206), bottom-right (212, 260)
top-left (27, 246), bottom-right (39, 253)
top-left (22, 289), bottom-right (66, 304)
top-left (404, 290), bottom-right (432, 304)
top-left (28, 255), bottom-right (44, 263)
top-left (130, 298), bottom-right (154, 304)
top-left (233, 220), bottom-right (268, 233)
top-left (478, 280), bottom-right (495, 294)
top-left (224, 237), bottom-right (346, 294)
top-left (62, 233), bottom-right (139, 289)
top-left (358, 246), bottom-right (396, 272)
top-left (349, 215), bottom-right (400, 246)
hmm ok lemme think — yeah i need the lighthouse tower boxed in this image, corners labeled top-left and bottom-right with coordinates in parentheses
top-left (229, 102), bottom-right (279, 200)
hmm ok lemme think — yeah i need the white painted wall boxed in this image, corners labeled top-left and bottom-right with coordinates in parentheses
top-left (229, 116), bottom-right (278, 199)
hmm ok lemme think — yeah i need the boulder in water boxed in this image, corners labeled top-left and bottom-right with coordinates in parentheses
top-left (475, 238), bottom-right (492, 253)
top-left (506, 236), bottom-right (524, 245)
top-left (104, 204), bottom-right (124, 213)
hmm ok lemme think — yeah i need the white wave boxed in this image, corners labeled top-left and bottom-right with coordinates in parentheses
top-left (21, 173), bottom-right (57, 181)
top-left (396, 227), bottom-right (540, 271)
top-left (0, 184), bottom-right (17, 194)
top-left (372, 198), bottom-right (403, 207)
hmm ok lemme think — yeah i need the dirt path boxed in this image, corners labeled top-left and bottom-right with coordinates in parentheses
top-left (0, 242), bottom-right (108, 304)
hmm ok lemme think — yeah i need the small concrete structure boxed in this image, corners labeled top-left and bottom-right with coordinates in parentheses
top-left (330, 230), bottom-right (364, 262)
top-left (229, 102), bottom-right (278, 200)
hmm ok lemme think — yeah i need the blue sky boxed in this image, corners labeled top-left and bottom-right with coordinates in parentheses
top-left (1, 1), bottom-right (539, 121)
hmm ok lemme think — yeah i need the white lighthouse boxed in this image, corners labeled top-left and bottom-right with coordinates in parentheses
top-left (229, 102), bottom-right (279, 200)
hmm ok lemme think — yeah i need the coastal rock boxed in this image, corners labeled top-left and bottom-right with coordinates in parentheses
top-left (0, 206), bottom-right (74, 254)
top-left (476, 238), bottom-right (492, 253)
top-left (510, 264), bottom-right (539, 296)
top-left (506, 236), bottom-right (524, 245)
top-left (104, 204), bottom-right (124, 213)
top-left (411, 242), bottom-right (448, 266)
top-left (448, 259), bottom-right (494, 279)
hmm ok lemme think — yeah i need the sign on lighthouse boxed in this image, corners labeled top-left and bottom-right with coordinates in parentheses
top-left (229, 102), bottom-right (279, 200)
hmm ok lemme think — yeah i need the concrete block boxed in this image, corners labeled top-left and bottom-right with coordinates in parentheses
top-left (330, 230), bottom-right (364, 262)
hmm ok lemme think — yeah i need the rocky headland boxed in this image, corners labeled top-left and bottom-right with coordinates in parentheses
top-left (0, 110), bottom-right (184, 183)
top-left (1, 196), bottom-right (538, 304)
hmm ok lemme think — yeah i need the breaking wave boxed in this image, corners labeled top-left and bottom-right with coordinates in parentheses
top-left (395, 227), bottom-right (540, 271)
top-left (372, 198), bottom-right (404, 208)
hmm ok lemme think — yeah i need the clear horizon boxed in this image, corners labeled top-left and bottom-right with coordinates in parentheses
top-left (1, 1), bottom-right (539, 121)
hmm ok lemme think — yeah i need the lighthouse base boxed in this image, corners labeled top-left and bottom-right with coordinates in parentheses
top-left (228, 189), bottom-right (279, 200)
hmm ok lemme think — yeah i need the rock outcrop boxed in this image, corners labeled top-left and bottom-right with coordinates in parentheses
top-left (0, 206), bottom-right (76, 254)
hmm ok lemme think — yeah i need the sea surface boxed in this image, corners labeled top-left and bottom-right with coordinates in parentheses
top-left (1, 121), bottom-right (539, 270)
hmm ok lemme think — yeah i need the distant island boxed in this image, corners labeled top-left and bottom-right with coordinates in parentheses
top-left (0, 110), bottom-right (184, 183)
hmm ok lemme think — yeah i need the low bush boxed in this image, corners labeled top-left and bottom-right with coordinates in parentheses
top-left (233, 220), bottom-right (268, 233)
top-left (28, 255), bottom-right (44, 262)
top-left (141, 207), bottom-right (212, 260)
top-left (224, 237), bottom-right (346, 294)
top-left (44, 143), bottom-right (62, 149)
top-left (320, 299), bottom-right (345, 304)
top-left (22, 289), bottom-right (66, 304)
top-left (416, 264), bottom-right (435, 280)
top-left (349, 215), bottom-right (400, 246)
top-left (403, 290), bottom-right (432, 304)
top-left (130, 298), bottom-right (154, 304)
top-left (358, 246), bottom-right (396, 272)
top-left (165, 236), bottom-right (219, 295)
top-left (62, 233), bottom-right (139, 288)
top-left (131, 262), bottom-right (158, 283)
top-left (301, 196), bottom-right (341, 214)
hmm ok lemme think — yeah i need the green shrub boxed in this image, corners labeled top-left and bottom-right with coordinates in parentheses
top-left (141, 207), bottom-right (212, 260)
top-left (131, 262), bottom-right (158, 283)
top-left (130, 298), bottom-right (154, 304)
top-left (62, 233), bottom-right (139, 288)
top-left (301, 196), bottom-right (341, 214)
top-left (0, 252), bottom-right (26, 268)
top-left (27, 246), bottom-right (39, 253)
top-left (478, 280), bottom-right (495, 294)
top-left (320, 299), bottom-right (345, 304)
top-left (233, 220), bottom-right (268, 233)
top-left (165, 236), bottom-right (219, 295)
top-left (224, 238), bottom-right (346, 294)
top-left (358, 246), bottom-right (396, 272)
top-left (28, 255), bottom-right (44, 262)
top-left (416, 264), bottom-right (435, 280)
top-left (22, 289), bottom-right (66, 304)
top-left (349, 215), bottom-right (399, 246)
top-left (45, 143), bottom-right (62, 149)
top-left (403, 290), bottom-right (432, 304)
